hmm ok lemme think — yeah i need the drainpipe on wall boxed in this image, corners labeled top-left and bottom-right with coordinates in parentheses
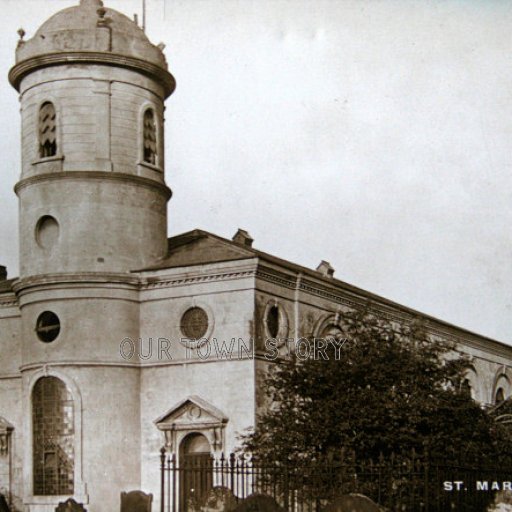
top-left (294, 273), bottom-right (303, 342)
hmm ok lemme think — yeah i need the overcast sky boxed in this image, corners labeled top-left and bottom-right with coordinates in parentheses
top-left (0, 0), bottom-right (511, 344)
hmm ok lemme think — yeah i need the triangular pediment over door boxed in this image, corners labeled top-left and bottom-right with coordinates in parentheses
top-left (154, 396), bottom-right (228, 454)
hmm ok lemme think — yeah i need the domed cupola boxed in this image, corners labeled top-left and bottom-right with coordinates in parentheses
top-left (9, 0), bottom-right (175, 277)
top-left (9, 0), bottom-right (175, 97)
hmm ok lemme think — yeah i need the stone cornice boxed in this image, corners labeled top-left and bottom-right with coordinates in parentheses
top-left (425, 324), bottom-right (512, 360)
top-left (12, 265), bottom-right (259, 298)
top-left (9, 51), bottom-right (176, 98)
top-left (0, 288), bottom-right (18, 309)
top-left (256, 266), bottom-right (297, 290)
top-left (14, 171), bottom-right (172, 200)
top-left (0, 299), bottom-right (19, 309)
top-left (141, 269), bottom-right (257, 291)
top-left (299, 276), bottom-right (367, 309)
top-left (14, 272), bottom-right (140, 297)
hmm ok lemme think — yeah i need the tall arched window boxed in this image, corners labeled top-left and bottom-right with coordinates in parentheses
top-left (38, 102), bottom-right (57, 158)
top-left (143, 108), bottom-right (157, 165)
top-left (32, 377), bottom-right (74, 495)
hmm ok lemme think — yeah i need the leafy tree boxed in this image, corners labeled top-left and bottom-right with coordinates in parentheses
top-left (241, 307), bottom-right (511, 510)
top-left (489, 398), bottom-right (512, 452)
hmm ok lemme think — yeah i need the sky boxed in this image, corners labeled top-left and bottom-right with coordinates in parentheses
top-left (0, 0), bottom-right (511, 343)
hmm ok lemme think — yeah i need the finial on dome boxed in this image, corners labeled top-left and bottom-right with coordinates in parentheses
top-left (80, 0), bottom-right (104, 7)
top-left (17, 28), bottom-right (26, 48)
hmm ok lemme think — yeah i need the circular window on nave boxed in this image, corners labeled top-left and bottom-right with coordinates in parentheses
top-left (180, 307), bottom-right (209, 340)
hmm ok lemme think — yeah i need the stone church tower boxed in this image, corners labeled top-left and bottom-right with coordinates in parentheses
top-left (8, 0), bottom-right (175, 509)
top-left (1, 1), bottom-right (511, 511)
top-left (11, 0), bottom-right (174, 277)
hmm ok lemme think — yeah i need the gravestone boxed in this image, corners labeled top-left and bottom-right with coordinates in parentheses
top-left (120, 490), bottom-right (153, 512)
top-left (0, 494), bottom-right (10, 512)
top-left (55, 498), bottom-right (87, 512)
top-left (322, 494), bottom-right (382, 512)
top-left (232, 494), bottom-right (283, 512)
top-left (197, 486), bottom-right (237, 512)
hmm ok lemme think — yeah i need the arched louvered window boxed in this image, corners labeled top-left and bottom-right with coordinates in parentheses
top-left (143, 108), bottom-right (157, 165)
top-left (38, 102), bottom-right (57, 158)
top-left (33, 377), bottom-right (74, 495)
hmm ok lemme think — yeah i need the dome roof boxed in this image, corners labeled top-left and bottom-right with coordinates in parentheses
top-left (15, 0), bottom-right (167, 69)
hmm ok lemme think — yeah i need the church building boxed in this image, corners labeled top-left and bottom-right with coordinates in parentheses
top-left (0, 1), bottom-right (511, 511)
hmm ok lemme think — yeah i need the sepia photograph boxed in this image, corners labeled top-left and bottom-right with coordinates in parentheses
top-left (0, 1), bottom-right (511, 511)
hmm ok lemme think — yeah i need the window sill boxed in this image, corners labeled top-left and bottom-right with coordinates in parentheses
top-left (137, 161), bottom-right (163, 174)
top-left (31, 155), bottom-right (65, 166)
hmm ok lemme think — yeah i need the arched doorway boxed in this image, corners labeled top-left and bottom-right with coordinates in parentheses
top-left (179, 433), bottom-right (212, 511)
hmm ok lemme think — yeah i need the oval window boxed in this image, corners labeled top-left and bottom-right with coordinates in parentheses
top-left (36, 216), bottom-right (59, 249)
top-left (266, 305), bottom-right (280, 339)
top-left (36, 311), bottom-right (61, 342)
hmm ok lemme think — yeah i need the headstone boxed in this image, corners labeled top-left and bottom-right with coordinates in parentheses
top-left (198, 486), bottom-right (237, 512)
top-left (0, 494), bottom-right (10, 512)
top-left (120, 490), bottom-right (153, 512)
top-left (322, 494), bottom-right (382, 512)
top-left (232, 494), bottom-right (283, 512)
top-left (55, 498), bottom-right (87, 512)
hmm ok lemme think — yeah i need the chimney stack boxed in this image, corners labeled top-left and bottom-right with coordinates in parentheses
top-left (316, 260), bottom-right (334, 278)
top-left (232, 229), bottom-right (254, 248)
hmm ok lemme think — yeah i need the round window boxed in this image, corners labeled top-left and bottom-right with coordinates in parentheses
top-left (36, 216), bottom-right (59, 249)
top-left (181, 307), bottom-right (209, 340)
top-left (266, 305), bottom-right (280, 338)
top-left (263, 301), bottom-right (289, 341)
top-left (36, 311), bottom-right (61, 342)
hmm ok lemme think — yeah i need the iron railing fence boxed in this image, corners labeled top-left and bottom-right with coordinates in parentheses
top-left (160, 447), bottom-right (512, 512)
